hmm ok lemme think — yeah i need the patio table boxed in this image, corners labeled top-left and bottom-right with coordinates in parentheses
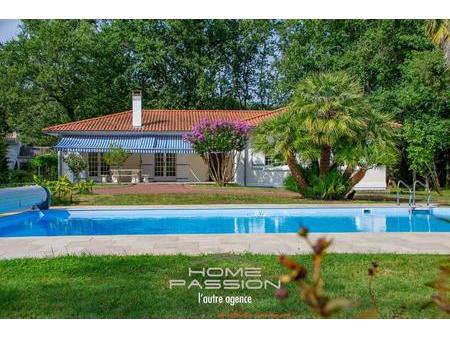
top-left (110, 169), bottom-right (141, 183)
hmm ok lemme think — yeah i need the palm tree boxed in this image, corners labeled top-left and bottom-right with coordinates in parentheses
top-left (252, 112), bottom-right (309, 189)
top-left (289, 72), bottom-right (367, 178)
top-left (254, 71), bottom-right (398, 199)
top-left (426, 19), bottom-right (450, 67)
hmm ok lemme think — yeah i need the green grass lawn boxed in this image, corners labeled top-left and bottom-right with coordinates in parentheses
top-left (76, 192), bottom-right (307, 205)
top-left (0, 254), bottom-right (447, 318)
top-left (71, 188), bottom-right (450, 206)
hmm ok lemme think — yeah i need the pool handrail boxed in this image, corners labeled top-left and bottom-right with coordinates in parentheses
top-left (396, 180), bottom-right (412, 207)
top-left (412, 180), bottom-right (431, 207)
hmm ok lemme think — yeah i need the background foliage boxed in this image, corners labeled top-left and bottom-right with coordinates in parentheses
top-left (30, 152), bottom-right (58, 180)
top-left (0, 19), bottom-right (448, 185)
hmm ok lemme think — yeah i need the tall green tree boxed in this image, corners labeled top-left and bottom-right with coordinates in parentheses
top-left (0, 19), bottom-right (280, 145)
top-left (277, 20), bottom-right (447, 186)
top-left (396, 50), bottom-right (450, 189)
top-left (278, 20), bottom-right (432, 95)
top-left (106, 19), bottom-right (279, 109)
top-left (277, 20), bottom-right (368, 94)
top-left (0, 20), bottom-right (132, 144)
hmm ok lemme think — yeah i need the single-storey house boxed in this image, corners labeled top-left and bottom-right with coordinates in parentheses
top-left (42, 91), bottom-right (387, 190)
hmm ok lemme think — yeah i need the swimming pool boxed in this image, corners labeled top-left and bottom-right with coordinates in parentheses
top-left (0, 207), bottom-right (449, 237)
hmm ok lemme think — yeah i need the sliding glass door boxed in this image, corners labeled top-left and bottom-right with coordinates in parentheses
top-left (87, 152), bottom-right (110, 180)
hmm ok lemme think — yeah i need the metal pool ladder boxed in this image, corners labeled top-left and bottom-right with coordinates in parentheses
top-left (396, 180), bottom-right (413, 209)
top-left (396, 180), bottom-right (432, 213)
top-left (412, 180), bottom-right (432, 213)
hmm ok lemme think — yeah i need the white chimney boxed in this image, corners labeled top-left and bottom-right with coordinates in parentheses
top-left (132, 90), bottom-right (142, 128)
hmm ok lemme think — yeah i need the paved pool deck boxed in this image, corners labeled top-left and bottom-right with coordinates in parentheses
top-left (1, 232), bottom-right (449, 259)
top-left (0, 204), bottom-right (449, 259)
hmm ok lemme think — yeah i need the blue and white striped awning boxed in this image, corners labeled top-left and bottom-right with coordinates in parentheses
top-left (54, 135), bottom-right (194, 153)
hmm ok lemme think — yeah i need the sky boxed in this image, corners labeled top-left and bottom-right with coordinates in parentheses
top-left (0, 19), bottom-right (21, 43)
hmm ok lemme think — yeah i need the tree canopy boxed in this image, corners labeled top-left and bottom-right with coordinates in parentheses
top-left (0, 19), bottom-right (448, 187)
top-left (0, 19), bottom-right (280, 144)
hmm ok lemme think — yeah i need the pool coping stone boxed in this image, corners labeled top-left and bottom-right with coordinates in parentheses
top-left (1, 232), bottom-right (449, 259)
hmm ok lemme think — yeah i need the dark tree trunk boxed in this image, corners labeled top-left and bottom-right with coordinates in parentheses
top-left (286, 152), bottom-right (308, 189)
top-left (343, 165), bottom-right (353, 180)
top-left (319, 145), bottom-right (331, 178)
top-left (347, 167), bottom-right (367, 192)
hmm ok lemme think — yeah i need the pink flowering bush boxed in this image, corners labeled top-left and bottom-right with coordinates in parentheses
top-left (184, 119), bottom-right (250, 185)
top-left (184, 119), bottom-right (250, 154)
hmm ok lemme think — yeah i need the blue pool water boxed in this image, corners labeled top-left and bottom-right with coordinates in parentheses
top-left (0, 207), bottom-right (449, 237)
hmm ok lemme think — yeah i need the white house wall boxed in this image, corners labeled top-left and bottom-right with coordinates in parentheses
top-left (236, 149), bottom-right (290, 187)
top-left (139, 154), bottom-right (153, 178)
top-left (353, 165), bottom-right (387, 191)
top-left (179, 154), bottom-right (209, 182)
top-left (236, 148), bottom-right (387, 191)
top-left (122, 154), bottom-right (141, 169)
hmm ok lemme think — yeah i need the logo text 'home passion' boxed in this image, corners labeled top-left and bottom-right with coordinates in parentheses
top-left (169, 267), bottom-right (281, 306)
top-left (169, 267), bottom-right (281, 290)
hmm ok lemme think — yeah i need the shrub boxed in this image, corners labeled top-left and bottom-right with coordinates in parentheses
top-left (34, 176), bottom-right (94, 203)
top-left (63, 153), bottom-right (87, 182)
top-left (284, 164), bottom-right (349, 200)
top-left (33, 174), bottom-right (45, 186)
top-left (75, 180), bottom-right (94, 194)
top-left (283, 174), bottom-right (301, 193)
top-left (31, 152), bottom-right (58, 180)
top-left (303, 167), bottom-right (349, 200)
top-left (34, 175), bottom-right (74, 204)
top-left (9, 169), bottom-right (33, 184)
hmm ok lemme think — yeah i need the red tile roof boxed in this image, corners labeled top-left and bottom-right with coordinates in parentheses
top-left (42, 108), bottom-right (286, 133)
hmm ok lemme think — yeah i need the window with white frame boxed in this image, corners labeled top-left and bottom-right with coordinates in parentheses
top-left (87, 153), bottom-right (110, 178)
top-left (165, 153), bottom-right (176, 177)
top-left (154, 153), bottom-right (165, 177)
top-left (154, 153), bottom-right (176, 177)
top-left (88, 152), bottom-right (98, 177)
